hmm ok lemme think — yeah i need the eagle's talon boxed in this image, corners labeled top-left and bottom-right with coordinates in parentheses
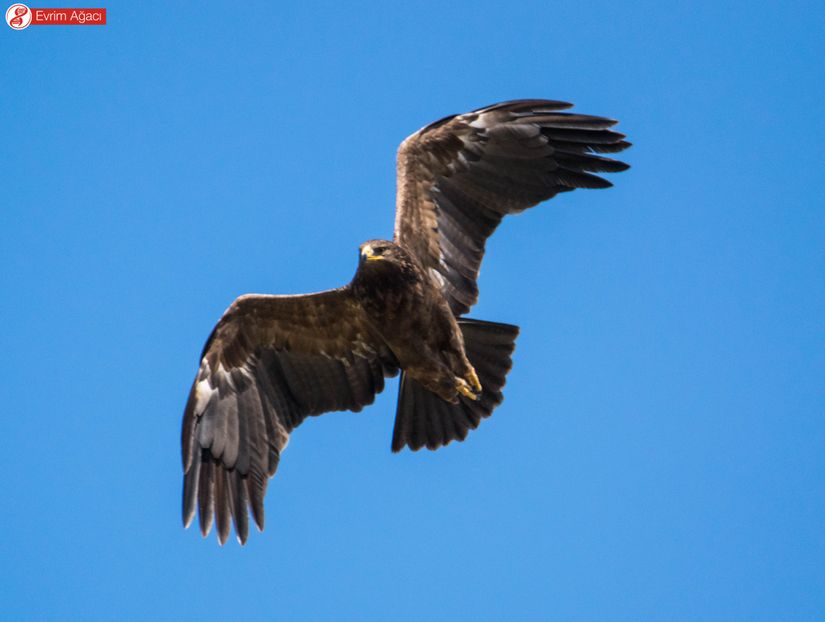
top-left (456, 378), bottom-right (480, 401)
top-left (466, 368), bottom-right (482, 393)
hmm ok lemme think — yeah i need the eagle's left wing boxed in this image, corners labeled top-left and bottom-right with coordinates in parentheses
top-left (394, 99), bottom-right (631, 315)
top-left (181, 288), bottom-right (398, 545)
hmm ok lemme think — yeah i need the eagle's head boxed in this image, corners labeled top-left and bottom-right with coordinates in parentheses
top-left (359, 240), bottom-right (409, 265)
top-left (356, 239), bottom-right (421, 282)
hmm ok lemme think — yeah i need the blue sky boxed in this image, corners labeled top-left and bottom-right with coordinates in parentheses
top-left (1, 1), bottom-right (823, 620)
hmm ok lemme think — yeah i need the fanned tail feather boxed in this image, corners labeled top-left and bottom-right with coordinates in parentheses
top-left (391, 318), bottom-right (519, 452)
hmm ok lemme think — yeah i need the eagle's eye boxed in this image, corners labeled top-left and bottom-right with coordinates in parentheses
top-left (374, 247), bottom-right (385, 255)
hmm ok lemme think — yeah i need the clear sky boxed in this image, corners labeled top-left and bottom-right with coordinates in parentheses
top-left (2, 1), bottom-right (823, 620)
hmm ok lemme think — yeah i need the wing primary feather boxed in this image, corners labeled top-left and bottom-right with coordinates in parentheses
top-left (181, 380), bottom-right (199, 471)
top-left (553, 151), bottom-right (630, 173)
top-left (214, 466), bottom-right (230, 545)
top-left (182, 456), bottom-right (199, 528)
top-left (197, 455), bottom-right (214, 537)
top-left (233, 472), bottom-right (250, 545)
top-left (247, 468), bottom-right (266, 532)
top-left (540, 127), bottom-right (627, 145)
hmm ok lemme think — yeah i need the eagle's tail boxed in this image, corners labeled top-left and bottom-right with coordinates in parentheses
top-left (391, 318), bottom-right (519, 452)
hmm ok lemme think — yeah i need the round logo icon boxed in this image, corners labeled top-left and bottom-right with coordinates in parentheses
top-left (6, 3), bottom-right (31, 29)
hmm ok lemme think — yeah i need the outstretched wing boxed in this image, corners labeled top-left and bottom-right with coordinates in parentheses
top-left (394, 99), bottom-right (631, 315)
top-left (181, 288), bottom-right (398, 545)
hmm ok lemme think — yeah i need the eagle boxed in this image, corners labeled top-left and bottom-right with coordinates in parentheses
top-left (181, 99), bottom-right (630, 544)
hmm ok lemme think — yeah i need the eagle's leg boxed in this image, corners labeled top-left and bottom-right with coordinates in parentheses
top-left (405, 362), bottom-right (481, 402)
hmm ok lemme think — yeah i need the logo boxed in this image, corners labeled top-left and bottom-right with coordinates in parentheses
top-left (5, 5), bottom-right (106, 28)
top-left (5, 3), bottom-right (31, 29)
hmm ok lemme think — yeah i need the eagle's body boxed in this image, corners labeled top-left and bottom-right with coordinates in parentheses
top-left (181, 99), bottom-right (631, 544)
top-left (352, 240), bottom-right (474, 402)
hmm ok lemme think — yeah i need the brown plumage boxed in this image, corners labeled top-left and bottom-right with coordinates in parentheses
top-left (181, 99), bottom-right (631, 544)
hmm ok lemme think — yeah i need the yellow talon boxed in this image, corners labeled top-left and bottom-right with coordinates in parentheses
top-left (456, 378), bottom-right (480, 401)
top-left (466, 368), bottom-right (482, 393)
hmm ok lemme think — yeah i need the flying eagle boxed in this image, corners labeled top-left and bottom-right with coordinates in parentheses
top-left (181, 99), bottom-right (630, 544)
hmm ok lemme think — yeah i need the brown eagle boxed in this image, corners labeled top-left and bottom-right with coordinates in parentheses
top-left (181, 99), bottom-right (630, 544)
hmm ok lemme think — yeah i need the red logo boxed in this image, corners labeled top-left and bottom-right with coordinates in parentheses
top-left (5, 4), bottom-right (106, 28)
top-left (6, 3), bottom-right (31, 29)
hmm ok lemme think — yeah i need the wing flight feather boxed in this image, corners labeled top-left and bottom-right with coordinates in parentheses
top-left (394, 99), bottom-right (631, 314)
top-left (181, 288), bottom-right (398, 544)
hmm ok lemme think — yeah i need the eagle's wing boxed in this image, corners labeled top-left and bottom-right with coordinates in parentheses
top-left (394, 99), bottom-right (631, 315)
top-left (181, 288), bottom-right (398, 545)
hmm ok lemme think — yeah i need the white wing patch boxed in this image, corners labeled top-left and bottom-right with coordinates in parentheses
top-left (193, 361), bottom-right (217, 415)
top-left (193, 359), bottom-right (256, 416)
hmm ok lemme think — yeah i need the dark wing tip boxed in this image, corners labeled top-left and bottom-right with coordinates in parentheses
top-left (476, 99), bottom-right (574, 113)
top-left (182, 470), bottom-right (197, 528)
top-left (592, 139), bottom-right (632, 154)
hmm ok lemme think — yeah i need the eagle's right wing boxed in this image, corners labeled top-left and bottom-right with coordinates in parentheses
top-left (394, 99), bottom-right (631, 315)
top-left (181, 288), bottom-right (398, 545)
